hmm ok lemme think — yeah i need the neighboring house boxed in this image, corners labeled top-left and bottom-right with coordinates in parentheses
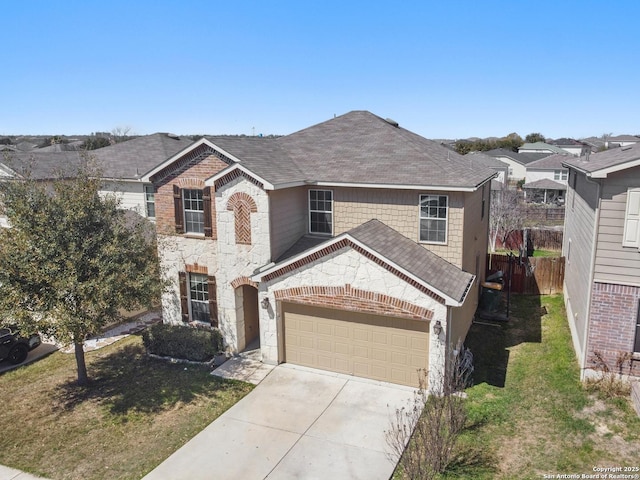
top-left (464, 152), bottom-right (509, 188)
top-left (142, 111), bottom-right (495, 391)
top-left (581, 137), bottom-right (606, 152)
top-left (519, 142), bottom-right (569, 156)
top-left (562, 144), bottom-right (640, 379)
top-left (0, 133), bottom-right (192, 221)
top-left (522, 153), bottom-right (570, 204)
top-left (605, 135), bottom-right (640, 150)
top-left (548, 138), bottom-right (589, 156)
top-left (485, 148), bottom-right (549, 184)
top-left (91, 133), bottom-right (192, 218)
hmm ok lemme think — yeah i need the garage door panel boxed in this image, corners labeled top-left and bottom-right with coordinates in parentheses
top-left (298, 319), bottom-right (315, 332)
top-left (284, 303), bottom-right (429, 387)
top-left (334, 325), bottom-right (350, 338)
top-left (317, 339), bottom-right (333, 352)
top-left (391, 351), bottom-right (408, 366)
top-left (352, 345), bottom-right (369, 359)
top-left (300, 336), bottom-right (314, 349)
top-left (353, 327), bottom-right (369, 342)
top-left (335, 341), bottom-right (350, 355)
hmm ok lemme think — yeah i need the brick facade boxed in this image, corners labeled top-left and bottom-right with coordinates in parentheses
top-left (227, 192), bottom-right (258, 245)
top-left (153, 152), bottom-right (229, 235)
top-left (588, 282), bottom-right (640, 376)
top-left (274, 284), bottom-right (434, 321)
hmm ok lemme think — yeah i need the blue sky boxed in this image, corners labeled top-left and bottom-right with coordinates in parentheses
top-left (2, 1), bottom-right (639, 139)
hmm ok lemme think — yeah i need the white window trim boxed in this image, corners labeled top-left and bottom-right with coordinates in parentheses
top-left (188, 273), bottom-right (209, 323)
top-left (308, 189), bottom-right (334, 236)
top-left (144, 184), bottom-right (155, 219)
top-left (418, 194), bottom-right (448, 245)
top-left (623, 188), bottom-right (640, 248)
top-left (183, 188), bottom-right (205, 236)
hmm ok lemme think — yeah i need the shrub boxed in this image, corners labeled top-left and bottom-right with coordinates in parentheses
top-left (584, 350), bottom-right (632, 398)
top-left (387, 351), bottom-right (469, 480)
top-left (142, 323), bottom-right (223, 362)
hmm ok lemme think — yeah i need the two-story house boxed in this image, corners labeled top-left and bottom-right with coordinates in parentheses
top-left (562, 144), bottom-right (640, 379)
top-left (0, 133), bottom-right (192, 223)
top-left (142, 111), bottom-right (495, 390)
top-left (522, 153), bottom-right (570, 204)
top-left (484, 148), bottom-right (549, 185)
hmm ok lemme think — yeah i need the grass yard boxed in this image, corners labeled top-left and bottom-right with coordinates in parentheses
top-left (446, 295), bottom-right (640, 479)
top-left (0, 334), bottom-right (253, 480)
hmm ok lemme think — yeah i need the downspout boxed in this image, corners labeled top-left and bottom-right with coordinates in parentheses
top-left (582, 173), bottom-right (602, 375)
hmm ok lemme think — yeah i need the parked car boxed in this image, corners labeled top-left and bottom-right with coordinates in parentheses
top-left (0, 327), bottom-right (41, 364)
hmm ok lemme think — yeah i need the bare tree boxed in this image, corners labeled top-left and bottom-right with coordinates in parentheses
top-left (489, 189), bottom-right (524, 252)
top-left (110, 126), bottom-right (133, 143)
top-left (387, 351), bottom-right (469, 480)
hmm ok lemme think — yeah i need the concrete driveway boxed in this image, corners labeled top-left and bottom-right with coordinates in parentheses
top-left (143, 365), bottom-right (416, 480)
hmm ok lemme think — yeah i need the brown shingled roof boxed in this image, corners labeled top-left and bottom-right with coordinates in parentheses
top-left (269, 219), bottom-right (475, 305)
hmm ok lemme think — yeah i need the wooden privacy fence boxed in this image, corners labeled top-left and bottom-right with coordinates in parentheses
top-left (486, 254), bottom-right (565, 295)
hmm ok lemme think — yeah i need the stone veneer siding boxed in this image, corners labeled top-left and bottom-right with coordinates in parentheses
top-left (587, 282), bottom-right (640, 376)
top-left (257, 247), bottom-right (448, 392)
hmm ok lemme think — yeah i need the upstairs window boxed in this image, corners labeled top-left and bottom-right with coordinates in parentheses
top-left (144, 185), bottom-right (155, 218)
top-left (419, 194), bottom-right (448, 244)
top-left (183, 189), bottom-right (204, 234)
top-left (554, 170), bottom-right (568, 181)
top-left (309, 189), bottom-right (333, 235)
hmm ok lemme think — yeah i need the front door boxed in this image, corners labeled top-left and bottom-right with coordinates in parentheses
top-left (243, 285), bottom-right (259, 348)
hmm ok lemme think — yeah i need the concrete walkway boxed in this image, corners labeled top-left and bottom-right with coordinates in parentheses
top-left (144, 365), bottom-right (416, 480)
top-left (0, 464), bottom-right (48, 480)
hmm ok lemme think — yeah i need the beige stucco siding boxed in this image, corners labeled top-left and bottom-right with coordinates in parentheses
top-left (563, 170), bottom-right (599, 364)
top-left (594, 168), bottom-right (640, 286)
top-left (332, 187), bottom-right (464, 267)
top-left (269, 187), bottom-right (308, 260)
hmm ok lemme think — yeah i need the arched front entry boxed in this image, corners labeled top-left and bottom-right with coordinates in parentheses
top-left (234, 284), bottom-right (260, 351)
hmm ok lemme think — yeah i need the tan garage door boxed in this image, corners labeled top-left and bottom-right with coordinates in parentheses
top-left (283, 303), bottom-right (429, 387)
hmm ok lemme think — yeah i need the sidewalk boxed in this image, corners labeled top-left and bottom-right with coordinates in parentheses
top-left (0, 464), bottom-right (49, 479)
top-left (58, 310), bottom-right (161, 353)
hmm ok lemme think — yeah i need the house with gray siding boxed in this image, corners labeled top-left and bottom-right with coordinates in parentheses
top-left (562, 144), bottom-right (640, 379)
top-left (142, 111), bottom-right (495, 392)
top-left (0, 133), bottom-right (192, 223)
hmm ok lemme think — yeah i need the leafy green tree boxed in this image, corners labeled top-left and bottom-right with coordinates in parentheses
top-left (525, 133), bottom-right (546, 143)
top-left (0, 162), bottom-right (161, 385)
top-left (497, 132), bottom-right (524, 152)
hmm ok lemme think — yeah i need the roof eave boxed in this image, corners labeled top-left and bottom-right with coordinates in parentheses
top-left (206, 163), bottom-right (274, 190)
top-left (140, 138), bottom-right (243, 182)
top-left (252, 233), bottom-right (463, 306)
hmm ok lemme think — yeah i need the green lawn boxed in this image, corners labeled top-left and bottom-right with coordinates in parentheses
top-left (0, 334), bottom-right (253, 480)
top-left (446, 295), bottom-right (640, 479)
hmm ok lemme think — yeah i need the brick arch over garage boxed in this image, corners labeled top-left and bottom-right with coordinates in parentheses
top-left (274, 284), bottom-right (434, 321)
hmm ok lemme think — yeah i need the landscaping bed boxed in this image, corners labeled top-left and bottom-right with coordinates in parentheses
top-left (0, 334), bottom-right (253, 480)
